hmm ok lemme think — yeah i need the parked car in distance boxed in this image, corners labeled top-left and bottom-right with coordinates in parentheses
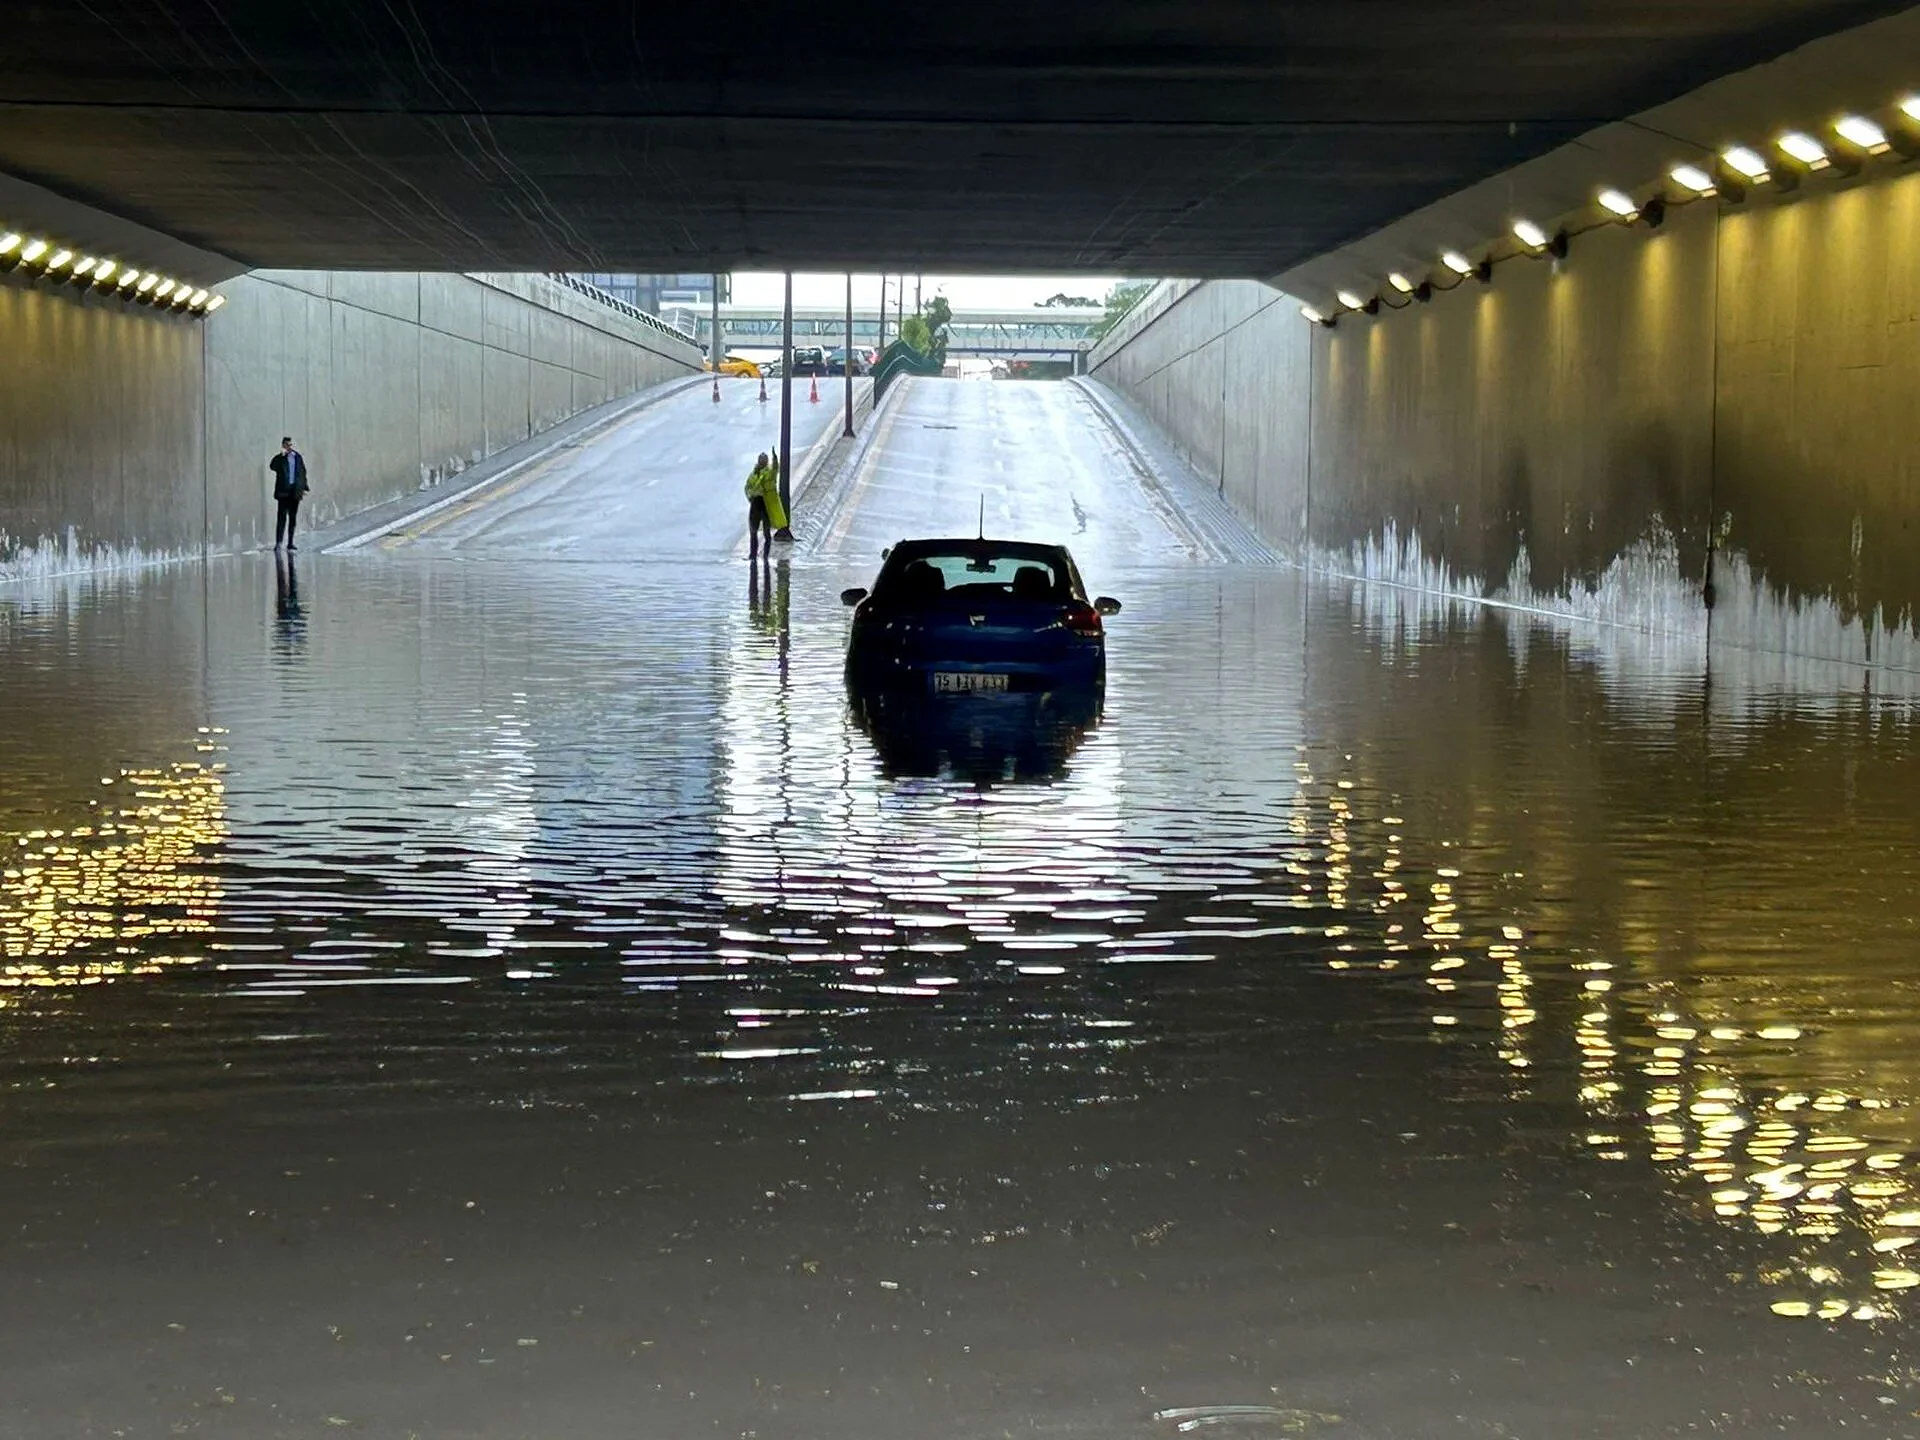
top-left (825, 348), bottom-right (865, 376)
top-left (791, 345), bottom-right (828, 376)
top-left (706, 354), bottom-right (762, 378)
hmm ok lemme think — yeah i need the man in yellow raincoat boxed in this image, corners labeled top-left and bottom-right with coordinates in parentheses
top-left (745, 449), bottom-right (788, 559)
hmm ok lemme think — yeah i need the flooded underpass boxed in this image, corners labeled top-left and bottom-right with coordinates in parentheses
top-left (6, 382), bottom-right (1920, 1438)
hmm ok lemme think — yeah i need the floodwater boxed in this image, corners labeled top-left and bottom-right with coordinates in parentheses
top-left (6, 382), bottom-right (1920, 1438)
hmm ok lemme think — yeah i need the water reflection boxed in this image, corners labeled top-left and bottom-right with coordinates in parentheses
top-left (1308, 577), bottom-right (1920, 1325)
top-left (3, 553), bottom-right (1920, 1406)
top-left (1, 752), bottom-right (225, 995)
top-left (272, 551), bottom-right (305, 658)
top-left (846, 684), bottom-right (1101, 781)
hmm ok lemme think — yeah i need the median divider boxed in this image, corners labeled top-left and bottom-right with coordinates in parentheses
top-left (793, 374), bottom-right (918, 557)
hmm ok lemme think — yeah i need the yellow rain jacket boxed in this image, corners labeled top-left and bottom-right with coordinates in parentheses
top-left (745, 458), bottom-right (788, 530)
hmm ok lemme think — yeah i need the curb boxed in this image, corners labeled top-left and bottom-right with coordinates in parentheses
top-left (791, 376), bottom-right (916, 557)
top-left (1068, 376), bottom-right (1282, 566)
top-left (788, 379), bottom-right (877, 510)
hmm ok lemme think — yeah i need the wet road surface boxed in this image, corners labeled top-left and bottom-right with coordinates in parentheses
top-left (370, 374), bottom-right (859, 558)
top-left (5, 380), bottom-right (1920, 1438)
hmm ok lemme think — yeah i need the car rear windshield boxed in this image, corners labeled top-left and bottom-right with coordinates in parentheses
top-left (880, 549), bottom-right (1071, 603)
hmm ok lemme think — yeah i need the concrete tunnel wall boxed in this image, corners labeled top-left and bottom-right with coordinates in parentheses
top-left (0, 270), bottom-right (701, 579)
top-left (1090, 164), bottom-right (1920, 674)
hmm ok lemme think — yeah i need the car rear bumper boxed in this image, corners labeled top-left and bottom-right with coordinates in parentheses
top-left (846, 649), bottom-right (1104, 694)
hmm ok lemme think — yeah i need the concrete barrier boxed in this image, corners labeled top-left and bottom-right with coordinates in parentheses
top-left (0, 271), bottom-right (702, 581)
top-left (1091, 165), bottom-right (1920, 676)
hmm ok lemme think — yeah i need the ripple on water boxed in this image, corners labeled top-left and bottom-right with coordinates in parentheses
top-left (4, 554), bottom-right (1920, 1358)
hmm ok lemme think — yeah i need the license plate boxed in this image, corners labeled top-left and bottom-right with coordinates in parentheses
top-left (932, 671), bottom-right (1009, 693)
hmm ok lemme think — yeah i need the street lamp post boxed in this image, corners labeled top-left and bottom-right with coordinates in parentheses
top-left (777, 271), bottom-right (793, 534)
top-left (844, 272), bottom-right (855, 438)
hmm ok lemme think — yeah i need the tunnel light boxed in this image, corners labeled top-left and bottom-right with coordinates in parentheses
top-left (1777, 132), bottom-right (1830, 169)
top-left (1901, 96), bottom-right (1920, 122)
top-left (153, 279), bottom-right (175, 299)
top-left (1335, 289), bottom-right (1365, 310)
top-left (1834, 115), bottom-right (1891, 154)
top-left (91, 260), bottom-right (116, 285)
top-left (1596, 187), bottom-right (1639, 219)
top-left (1511, 219), bottom-right (1548, 250)
top-left (20, 238), bottom-right (48, 264)
top-left (46, 248), bottom-right (73, 271)
top-left (0, 232), bottom-right (18, 256)
top-left (1387, 272), bottom-right (1413, 293)
top-left (117, 268), bottom-right (139, 289)
top-left (1300, 303), bottom-right (1324, 323)
top-left (135, 272), bottom-right (157, 292)
top-left (71, 257), bottom-right (95, 277)
top-left (1669, 162), bottom-right (1716, 194)
top-left (203, 294), bottom-right (225, 313)
top-left (1722, 145), bottom-right (1770, 181)
top-left (1441, 250), bottom-right (1474, 275)
top-left (188, 288), bottom-right (208, 307)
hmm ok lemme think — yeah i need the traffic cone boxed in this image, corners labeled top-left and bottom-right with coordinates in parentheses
top-left (711, 375), bottom-right (721, 403)
top-left (809, 376), bottom-right (819, 403)
top-left (759, 377), bottom-right (768, 403)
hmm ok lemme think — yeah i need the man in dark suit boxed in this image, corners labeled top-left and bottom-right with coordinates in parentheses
top-left (268, 436), bottom-right (310, 551)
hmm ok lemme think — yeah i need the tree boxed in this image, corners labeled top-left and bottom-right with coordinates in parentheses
top-left (1042, 292), bottom-right (1100, 308)
top-left (898, 313), bottom-right (932, 353)
top-left (924, 294), bottom-right (952, 365)
top-left (1093, 280), bottom-right (1155, 340)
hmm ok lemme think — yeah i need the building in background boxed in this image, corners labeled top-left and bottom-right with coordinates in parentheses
top-left (571, 274), bottom-right (726, 335)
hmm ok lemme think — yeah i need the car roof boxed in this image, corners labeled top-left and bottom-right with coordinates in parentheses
top-left (889, 537), bottom-right (1073, 560)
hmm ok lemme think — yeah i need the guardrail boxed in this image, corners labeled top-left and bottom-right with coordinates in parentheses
top-left (872, 338), bottom-right (943, 398)
top-left (542, 273), bottom-right (704, 350)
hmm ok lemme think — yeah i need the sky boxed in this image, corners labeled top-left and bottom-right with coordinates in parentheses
top-left (730, 272), bottom-right (1120, 311)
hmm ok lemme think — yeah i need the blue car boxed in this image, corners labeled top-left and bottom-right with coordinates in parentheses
top-left (841, 538), bottom-right (1120, 701)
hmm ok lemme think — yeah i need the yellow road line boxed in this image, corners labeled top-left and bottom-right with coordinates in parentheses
top-left (378, 449), bottom-right (573, 549)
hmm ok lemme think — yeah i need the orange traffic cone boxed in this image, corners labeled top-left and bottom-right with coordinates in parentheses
top-left (711, 375), bottom-right (721, 403)
top-left (809, 376), bottom-right (819, 403)
top-left (759, 377), bottom-right (768, 403)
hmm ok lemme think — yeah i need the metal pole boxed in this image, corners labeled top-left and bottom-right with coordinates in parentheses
top-left (709, 273), bottom-right (721, 369)
top-left (876, 275), bottom-right (887, 354)
top-left (843, 272), bottom-right (855, 438)
top-left (896, 276), bottom-right (904, 344)
top-left (915, 274), bottom-right (922, 316)
top-left (778, 270), bottom-right (793, 529)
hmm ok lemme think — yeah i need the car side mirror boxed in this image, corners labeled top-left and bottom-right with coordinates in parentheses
top-left (841, 587), bottom-right (868, 606)
top-left (1094, 596), bottom-right (1121, 616)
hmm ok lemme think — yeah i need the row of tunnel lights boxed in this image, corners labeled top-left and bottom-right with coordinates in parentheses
top-left (1301, 96), bottom-right (1920, 325)
top-left (0, 228), bottom-right (224, 315)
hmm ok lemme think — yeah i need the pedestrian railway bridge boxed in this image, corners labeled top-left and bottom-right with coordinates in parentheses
top-left (672, 304), bottom-right (1105, 361)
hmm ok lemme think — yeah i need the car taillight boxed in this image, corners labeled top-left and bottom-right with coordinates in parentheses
top-left (1062, 603), bottom-right (1103, 638)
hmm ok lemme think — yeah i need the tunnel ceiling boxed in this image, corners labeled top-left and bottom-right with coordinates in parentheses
top-left (0, 1), bottom-right (1903, 277)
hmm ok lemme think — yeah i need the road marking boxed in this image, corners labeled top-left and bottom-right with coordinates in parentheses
top-left (378, 449), bottom-right (574, 548)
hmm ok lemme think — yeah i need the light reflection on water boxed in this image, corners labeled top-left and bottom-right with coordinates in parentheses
top-left (3, 553), bottom-right (1920, 1345)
